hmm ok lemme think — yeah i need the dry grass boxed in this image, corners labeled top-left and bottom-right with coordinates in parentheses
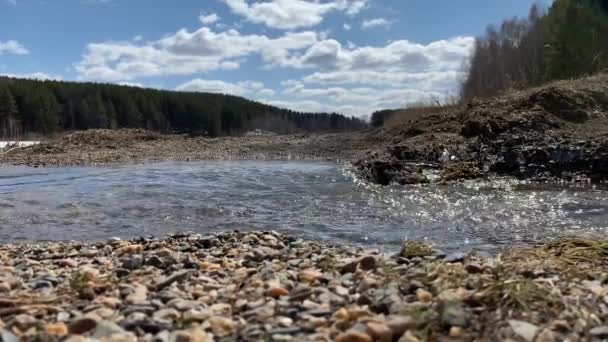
top-left (383, 98), bottom-right (461, 129)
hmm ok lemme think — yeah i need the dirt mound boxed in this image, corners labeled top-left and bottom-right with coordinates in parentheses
top-left (356, 73), bottom-right (608, 185)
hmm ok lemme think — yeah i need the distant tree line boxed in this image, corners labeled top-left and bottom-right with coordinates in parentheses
top-left (370, 109), bottom-right (399, 128)
top-left (0, 77), bottom-right (367, 139)
top-left (462, 0), bottom-right (608, 100)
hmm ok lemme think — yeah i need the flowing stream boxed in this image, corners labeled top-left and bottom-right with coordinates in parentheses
top-left (1, 161), bottom-right (607, 253)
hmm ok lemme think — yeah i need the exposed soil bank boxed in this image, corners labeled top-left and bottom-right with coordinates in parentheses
top-left (0, 231), bottom-right (606, 341)
top-left (355, 73), bottom-right (608, 185)
top-left (0, 129), bottom-right (382, 167)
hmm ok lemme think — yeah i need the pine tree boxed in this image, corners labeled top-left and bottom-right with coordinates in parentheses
top-left (0, 87), bottom-right (19, 138)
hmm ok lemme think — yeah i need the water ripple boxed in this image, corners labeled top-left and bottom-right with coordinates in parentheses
top-left (0, 161), bottom-right (606, 253)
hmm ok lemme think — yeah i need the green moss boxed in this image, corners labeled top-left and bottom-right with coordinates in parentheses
top-left (399, 241), bottom-right (434, 258)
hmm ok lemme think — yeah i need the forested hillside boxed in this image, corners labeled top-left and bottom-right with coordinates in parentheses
top-left (0, 77), bottom-right (366, 139)
top-left (462, 0), bottom-right (608, 99)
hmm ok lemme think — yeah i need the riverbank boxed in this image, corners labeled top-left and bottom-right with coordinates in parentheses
top-left (0, 129), bottom-right (382, 167)
top-left (0, 231), bottom-right (606, 341)
top-left (355, 73), bottom-right (608, 185)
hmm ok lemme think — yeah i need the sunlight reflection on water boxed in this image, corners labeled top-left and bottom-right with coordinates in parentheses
top-left (0, 161), bottom-right (606, 253)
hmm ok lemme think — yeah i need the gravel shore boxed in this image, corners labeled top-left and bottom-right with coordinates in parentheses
top-left (0, 129), bottom-right (381, 167)
top-left (0, 231), bottom-right (606, 341)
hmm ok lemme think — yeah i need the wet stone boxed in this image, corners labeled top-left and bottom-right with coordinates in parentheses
top-left (590, 326), bottom-right (608, 339)
top-left (68, 317), bottom-right (99, 335)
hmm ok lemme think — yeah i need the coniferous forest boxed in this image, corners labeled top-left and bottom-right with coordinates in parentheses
top-left (0, 77), bottom-right (367, 139)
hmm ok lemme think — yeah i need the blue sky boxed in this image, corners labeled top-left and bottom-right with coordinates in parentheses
top-left (0, 0), bottom-right (551, 118)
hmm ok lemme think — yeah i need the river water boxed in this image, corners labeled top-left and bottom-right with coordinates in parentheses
top-left (0, 161), bottom-right (607, 253)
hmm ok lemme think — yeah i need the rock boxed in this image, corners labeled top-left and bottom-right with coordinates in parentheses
top-left (366, 322), bottom-right (392, 342)
top-left (508, 320), bottom-right (539, 342)
top-left (116, 244), bottom-right (143, 256)
top-left (398, 331), bottom-right (420, 342)
top-left (549, 320), bottom-right (570, 333)
top-left (340, 260), bottom-right (359, 274)
top-left (386, 316), bottom-right (416, 338)
top-left (121, 256), bottom-right (143, 270)
top-left (153, 308), bottom-right (181, 321)
top-left (155, 270), bottom-right (192, 290)
top-left (590, 326), bottom-right (608, 339)
top-left (298, 269), bottom-right (322, 283)
top-left (357, 276), bottom-right (378, 292)
top-left (169, 328), bottom-right (213, 342)
top-left (208, 317), bottom-right (236, 337)
top-left (68, 317), bottom-right (99, 335)
top-left (125, 283), bottom-right (148, 304)
top-left (449, 326), bottom-right (463, 337)
top-left (250, 246), bottom-right (280, 262)
top-left (144, 256), bottom-right (165, 268)
top-left (0, 330), bottom-right (19, 342)
top-left (444, 252), bottom-right (466, 263)
top-left (535, 328), bottom-right (556, 342)
top-left (465, 263), bottom-right (483, 274)
top-left (266, 283), bottom-right (289, 298)
top-left (91, 321), bottom-right (128, 338)
top-left (45, 323), bottom-right (68, 336)
top-left (335, 330), bottom-right (373, 342)
top-left (183, 309), bottom-right (211, 323)
top-left (416, 289), bottom-right (433, 303)
top-left (14, 314), bottom-right (37, 329)
top-left (359, 256), bottom-right (377, 271)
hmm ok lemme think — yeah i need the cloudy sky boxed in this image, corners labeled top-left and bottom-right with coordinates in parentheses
top-left (0, 0), bottom-right (549, 118)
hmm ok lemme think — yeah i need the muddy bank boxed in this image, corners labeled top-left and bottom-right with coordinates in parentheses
top-left (0, 231), bottom-right (606, 341)
top-left (355, 73), bottom-right (608, 185)
top-left (0, 129), bottom-right (382, 167)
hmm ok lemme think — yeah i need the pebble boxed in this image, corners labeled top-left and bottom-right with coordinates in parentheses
top-left (68, 317), bottom-right (98, 335)
top-left (590, 326), bottom-right (608, 339)
top-left (366, 322), bottom-right (392, 342)
top-left (208, 316), bottom-right (236, 337)
top-left (508, 320), bottom-right (539, 342)
top-left (155, 270), bottom-right (192, 290)
top-left (44, 323), bottom-right (68, 336)
top-left (0, 231), bottom-right (603, 341)
top-left (416, 289), bottom-right (433, 303)
top-left (444, 252), bottom-right (466, 263)
top-left (386, 316), bottom-right (416, 338)
top-left (449, 326), bottom-right (463, 337)
top-left (298, 269), bottom-right (323, 283)
top-left (465, 263), bottom-right (483, 274)
top-left (359, 256), bottom-right (377, 271)
top-left (398, 331), bottom-right (420, 342)
top-left (91, 321), bottom-right (128, 338)
top-left (125, 283), bottom-right (148, 304)
top-left (535, 328), bottom-right (556, 342)
top-left (335, 330), bottom-right (373, 342)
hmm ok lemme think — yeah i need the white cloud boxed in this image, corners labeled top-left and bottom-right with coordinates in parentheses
top-left (1, 72), bottom-right (62, 80)
top-left (75, 27), bottom-right (320, 81)
top-left (133, 35), bottom-right (143, 42)
top-left (257, 88), bottom-right (275, 97)
top-left (176, 78), bottom-right (271, 96)
top-left (221, 0), bottom-right (368, 30)
top-left (268, 81), bottom-right (458, 117)
top-left (343, 23), bottom-right (351, 31)
top-left (199, 13), bottom-right (220, 25)
top-left (362, 18), bottom-right (393, 30)
top-left (0, 40), bottom-right (29, 55)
